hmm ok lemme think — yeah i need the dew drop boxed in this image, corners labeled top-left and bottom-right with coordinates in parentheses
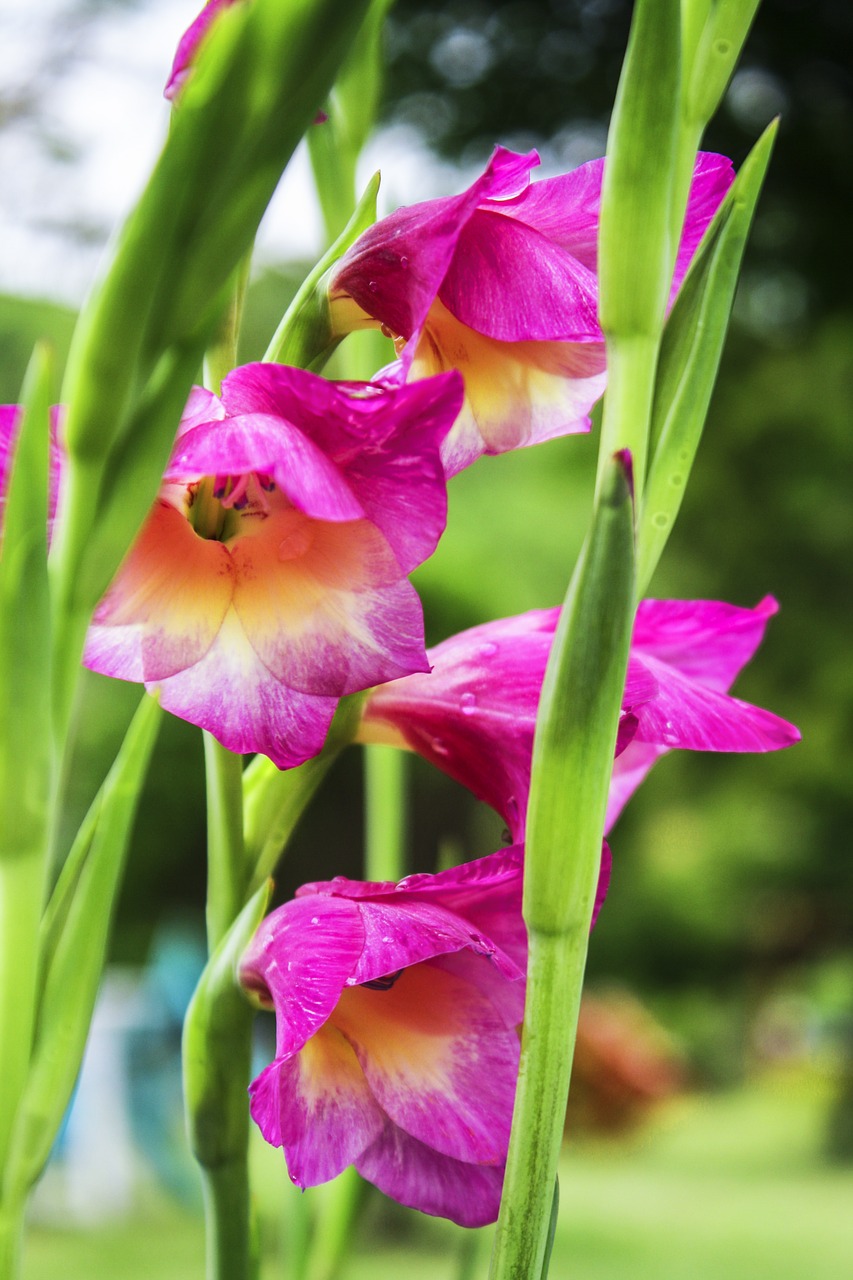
top-left (460, 692), bottom-right (477, 715)
top-left (368, 279), bottom-right (379, 293)
top-left (478, 641), bottom-right (498, 658)
top-left (279, 527), bottom-right (314, 560)
top-left (432, 738), bottom-right (450, 757)
top-left (399, 255), bottom-right (409, 269)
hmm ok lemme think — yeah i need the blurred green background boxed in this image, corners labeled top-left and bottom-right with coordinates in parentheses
top-left (2, 0), bottom-right (851, 1274)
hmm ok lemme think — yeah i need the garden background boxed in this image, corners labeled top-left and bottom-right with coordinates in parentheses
top-left (1, 0), bottom-right (851, 1275)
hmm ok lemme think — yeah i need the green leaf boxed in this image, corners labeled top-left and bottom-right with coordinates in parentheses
top-left (638, 120), bottom-right (777, 592)
top-left (598, 0), bottom-right (682, 338)
top-left (685, 0), bottom-right (762, 128)
top-left (5, 694), bottom-right (161, 1196)
top-left (0, 344), bottom-right (53, 864)
top-left (490, 454), bottom-right (636, 1280)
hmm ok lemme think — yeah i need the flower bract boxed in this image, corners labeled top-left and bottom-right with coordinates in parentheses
top-left (83, 364), bottom-right (463, 769)
top-left (329, 148), bottom-right (733, 474)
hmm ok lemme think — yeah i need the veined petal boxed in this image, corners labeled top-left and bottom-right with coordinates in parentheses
top-left (332, 962), bottom-right (519, 1165)
top-left (231, 515), bottom-right (429, 695)
top-left (85, 501), bottom-right (233, 681)
top-left (149, 610), bottom-right (337, 769)
top-left (631, 653), bottom-right (801, 752)
top-left (329, 148), bottom-right (539, 346)
top-left (633, 596), bottom-right (778, 689)
top-left (169, 413), bottom-right (364, 523)
top-left (439, 209), bottom-right (602, 342)
top-left (488, 157), bottom-right (605, 268)
top-left (357, 1120), bottom-right (506, 1228)
top-left (240, 894), bottom-right (366, 1056)
top-left (249, 1024), bottom-right (384, 1186)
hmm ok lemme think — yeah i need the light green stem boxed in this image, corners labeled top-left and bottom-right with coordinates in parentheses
top-left (0, 851), bottom-right (46, 1194)
top-left (0, 1200), bottom-right (24, 1280)
top-left (200, 1152), bottom-right (257, 1280)
top-left (595, 331), bottom-right (659, 505)
top-left (363, 744), bottom-right (407, 882)
top-left (203, 734), bottom-right (246, 952)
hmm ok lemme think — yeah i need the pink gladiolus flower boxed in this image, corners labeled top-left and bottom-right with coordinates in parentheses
top-left (240, 846), bottom-right (608, 1225)
top-left (329, 148), bottom-right (733, 475)
top-left (360, 598), bottom-right (800, 840)
top-left (164, 0), bottom-right (238, 101)
top-left (84, 364), bottom-right (463, 769)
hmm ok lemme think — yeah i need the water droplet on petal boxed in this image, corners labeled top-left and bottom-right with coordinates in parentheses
top-left (432, 738), bottom-right (450, 757)
top-left (399, 255), bottom-right (409, 269)
top-left (478, 641), bottom-right (498, 658)
top-left (460, 692), bottom-right (477, 715)
top-left (279, 527), bottom-right (314, 560)
top-left (368, 279), bottom-right (379, 293)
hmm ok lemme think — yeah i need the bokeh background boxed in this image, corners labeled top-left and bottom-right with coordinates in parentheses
top-left (2, 0), bottom-right (852, 1275)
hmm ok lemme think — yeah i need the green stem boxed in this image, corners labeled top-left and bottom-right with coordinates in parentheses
top-left (203, 734), bottom-right (246, 952)
top-left (363, 744), bottom-right (407, 882)
top-left (0, 1200), bottom-right (24, 1280)
top-left (595, 331), bottom-right (659, 505)
top-left (0, 850), bottom-right (47, 1192)
top-left (200, 1158), bottom-right (256, 1280)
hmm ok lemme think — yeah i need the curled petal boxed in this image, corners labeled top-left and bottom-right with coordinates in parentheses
top-left (249, 1025), bottom-right (384, 1185)
top-left (357, 1121), bottom-right (506, 1227)
top-left (333, 963), bottom-right (519, 1165)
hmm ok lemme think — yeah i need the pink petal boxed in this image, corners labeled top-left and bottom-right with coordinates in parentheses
top-left (408, 311), bottom-right (603, 474)
top-left (332, 961), bottom-right (519, 1165)
top-left (632, 596), bottom-right (779, 690)
top-left (164, 0), bottom-right (236, 101)
top-left (249, 1024), bottom-right (384, 1186)
top-left (605, 741), bottom-right (667, 833)
top-left (329, 148), bottom-right (539, 346)
top-left (670, 153), bottom-right (736, 297)
top-left (439, 209), bottom-right (602, 342)
top-left (169, 413), bottom-right (365, 523)
top-left (219, 364), bottom-right (458, 569)
top-left (240, 894), bottom-right (365, 1056)
top-left (357, 1120), bottom-right (505, 1227)
top-left (149, 610), bottom-right (338, 769)
top-left (85, 501), bottom-right (233, 681)
top-left (631, 654), bottom-right (801, 752)
top-left (230, 516), bottom-right (429, 695)
top-left (490, 157), bottom-right (605, 268)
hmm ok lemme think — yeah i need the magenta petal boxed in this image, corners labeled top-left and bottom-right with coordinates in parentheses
top-left (357, 1121), bottom-right (505, 1227)
top-left (168, 413), bottom-right (364, 523)
top-left (670, 153), bottom-right (735, 297)
top-left (330, 148), bottom-right (539, 344)
top-left (333, 963), bottom-right (519, 1164)
top-left (605, 740), bottom-right (667, 832)
top-left (150, 614), bottom-right (338, 769)
top-left (631, 654), bottom-right (801, 752)
top-left (240, 895), bottom-right (366, 1057)
top-left (439, 209), bottom-right (601, 342)
top-left (632, 596), bottom-right (778, 690)
top-left (164, 0), bottom-right (235, 100)
top-left (249, 1032), bottom-right (385, 1186)
top-left (490, 157), bottom-right (605, 269)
